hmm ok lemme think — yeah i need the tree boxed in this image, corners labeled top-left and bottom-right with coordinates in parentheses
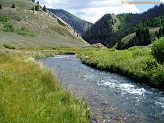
top-left (158, 28), bottom-right (162, 38)
top-left (35, 4), bottom-right (39, 11)
top-left (32, 0), bottom-right (35, 2)
top-left (0, 5), bottom-right (2, 9)
top-left (36, 1), bottom-right (39, 5)
top-left (11, 4), bottom-right (15, 8)
top-left (42, 5), bottom-right (47, 12)
top-left (162, 27), bottom-right (164, 35)
top-left (144, 28), bottom-right (151, 45)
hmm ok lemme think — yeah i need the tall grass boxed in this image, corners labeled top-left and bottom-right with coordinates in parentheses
top-left (0, 54), bottom-right (90, 123)
top-left (78, 47), bottom-right (164, 89)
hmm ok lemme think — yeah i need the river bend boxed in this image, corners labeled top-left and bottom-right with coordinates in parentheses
top-left (38, 55), bottom-right (164, 123)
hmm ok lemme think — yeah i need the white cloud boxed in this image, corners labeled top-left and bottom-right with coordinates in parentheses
top-left (39, 0), bottom-right (140, 23)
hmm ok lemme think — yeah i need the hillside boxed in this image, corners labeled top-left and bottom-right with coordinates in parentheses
top-left (82, 14), bottom-right (119, 47)
top-left (116, 27), bottom-right (161, 49)
top-left (47, 9), bottom-right (93, 35)
top-left (0, 0), bottom-right (89, 49)
top-left (82, 4), bottom-right (164, 49)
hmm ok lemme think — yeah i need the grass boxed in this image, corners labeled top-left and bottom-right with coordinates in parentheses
top-left (0, 53), bottom-right (90, 123)
top-left (3, 43), bottom-right (15, 49)
top-left (77, 46), bottom-right (164, 89)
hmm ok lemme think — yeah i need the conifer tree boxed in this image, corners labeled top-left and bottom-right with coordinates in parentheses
top-left (42, 5), bottom-right (47, 12)
top-left (35, 4), bottom-right (39, 11)
top-left (162, 27), bottom-right (164, 35)
top-left (11, 4), bottom-right (15, 8)
top-left (158, 28), bottom-right (162, 38)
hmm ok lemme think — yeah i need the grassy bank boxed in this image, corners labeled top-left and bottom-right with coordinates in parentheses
top-left (78, 47), bottom-right (164, 89)
top-left (0, 53), bottom-right (90, 123)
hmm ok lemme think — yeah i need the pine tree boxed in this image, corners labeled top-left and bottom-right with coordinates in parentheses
top-left (42, 5), bottom-right (47, 12)
top-left (162, 27), bottom-right (164, 35)
top-left (158, 28), bottom-right (162, 38)
top-left (11, 4), bottom-right (15, 8)
top-left (36, 1), bottom-right (39, 5)
top-left (35, 4), bottom-right (39, 11)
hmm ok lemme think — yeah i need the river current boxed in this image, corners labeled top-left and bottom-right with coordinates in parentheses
top-left (38, 55), bottom-right (164, 123)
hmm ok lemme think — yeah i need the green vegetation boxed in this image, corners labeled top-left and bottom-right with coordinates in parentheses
top-left (35, 4), bottom-right (40, 11)
top-left (0, 15), bottom-right (35, 36)
top-left (2, 22), bottom-right (14, 32)
top-left (0, 15), bottom-right (10, 22)
top-left (131, 16), bottom-right (164, 32)
top-left (42, 5), bottom-right (47, 12)
top-left (17, 26), bottom-right (36, 37)
top-left (78, 39), bottom-right (164, 89)
top-left (3, 43), bottom-right (15, 49)
top-left (0, 53), bottom-right (90, 122)
top-left (151, 38), bottom-right (164, 63)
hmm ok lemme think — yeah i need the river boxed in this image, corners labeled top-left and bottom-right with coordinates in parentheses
top-left (38, 55), bottom-right (164, 123)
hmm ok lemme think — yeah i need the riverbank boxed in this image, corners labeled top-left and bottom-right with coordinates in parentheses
top-left (77, 47), bottom-right (164, 89)
top-left (0, 53), bottom-right (90, 122)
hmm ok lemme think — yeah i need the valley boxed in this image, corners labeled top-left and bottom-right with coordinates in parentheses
top-left (0, 0), bottom-right (164, 123)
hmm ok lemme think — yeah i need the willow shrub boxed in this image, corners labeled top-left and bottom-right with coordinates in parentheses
top-left (151, 38), bottom-right (164, 63)
top-left (78, 47), bottom-right (164, 89)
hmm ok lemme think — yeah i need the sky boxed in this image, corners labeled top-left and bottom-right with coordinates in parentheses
top-left (39, 0), bottom-right (164, 23)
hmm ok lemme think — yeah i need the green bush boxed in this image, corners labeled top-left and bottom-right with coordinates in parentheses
top-left (3, 44), bottom-right (15, 49)
top-left (17, 26), bottom-right (35, 37)
top-left (3, 22), bottom-right (14, 32)
top-left (150, 65), bottom-right (164, 88)
top-left (151, 38), bottom-right (164, 63)
top-left (0, 15), bottom-right (10, 22)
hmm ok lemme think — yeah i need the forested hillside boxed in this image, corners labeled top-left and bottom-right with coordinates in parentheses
top-left (82, 14), bottom-right (117, 46)
top-left (48, 9), bottom-right (93, 35)
top-left (82, 4), bottom-right (164, 49)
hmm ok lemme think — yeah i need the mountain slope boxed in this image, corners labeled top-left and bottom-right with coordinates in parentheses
top-left (82, 4), bottom-right (164, 49)
top-left (82, 14), bottom-right (119, 46)
top-left (48, 9), bottom-right (93, 35)
top-left (0, 0), bottom-right (89, 48)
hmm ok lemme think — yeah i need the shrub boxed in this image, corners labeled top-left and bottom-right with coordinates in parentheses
top-left (3, 22), bottom-right (14, 32)
top-left (17, 26), bottom-right (36, 37)
top-left (150, 65), bottom-right (164, 88)
top-left (0, 15), bottom-right (10, 22)
top-left (3, 44), bottom-right (15, 49)
top-left (151, 38), bottom-right (164, 63)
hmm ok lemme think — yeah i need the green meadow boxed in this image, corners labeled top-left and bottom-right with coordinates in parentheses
top-left (0, 53), bottom-right (90, 123)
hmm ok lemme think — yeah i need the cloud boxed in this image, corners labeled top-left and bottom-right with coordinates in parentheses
top-left (39, 0), bottom-right (140, 23)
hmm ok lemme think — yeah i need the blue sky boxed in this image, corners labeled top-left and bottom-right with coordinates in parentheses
top-left (39, 0), bottom-right (163, 23)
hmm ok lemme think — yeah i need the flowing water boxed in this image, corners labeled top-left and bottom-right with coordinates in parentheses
top-left (38, 55), bottom-right (164, 123)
